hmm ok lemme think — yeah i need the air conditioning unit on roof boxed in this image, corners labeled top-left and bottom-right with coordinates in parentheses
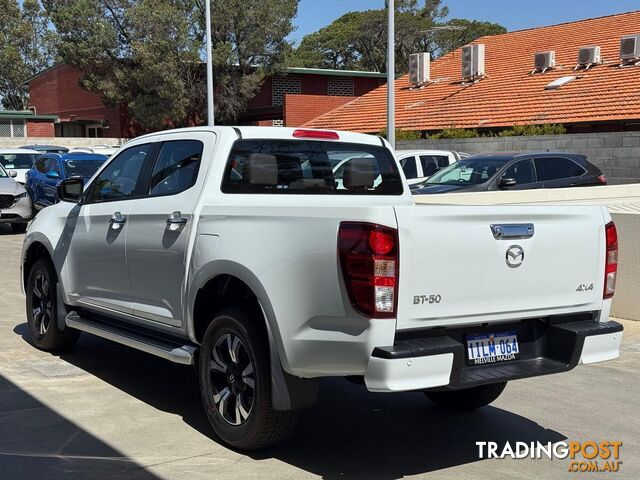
top-left (620, 34), bottom-right (640, 61)
top-left (461, 44), bottom-right (485, 80)
top-left (534, 51), bottom-right (555, 71)
top-left (409, 53), bottom-right (430, 85)
top-left (576, 46), bottom-right (601, 67)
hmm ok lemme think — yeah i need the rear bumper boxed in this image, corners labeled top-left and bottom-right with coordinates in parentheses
top-left (364, 316), bottom-right (623, 392)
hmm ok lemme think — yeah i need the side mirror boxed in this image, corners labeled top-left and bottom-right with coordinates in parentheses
top-left (8, 170), bottom-right (17, 178)
top-left (57, 178), bottom-right (84, 203)
top-left (499, 177), bottom-right (517, 189)
top-left (46, 170), bottom-right (60, 179)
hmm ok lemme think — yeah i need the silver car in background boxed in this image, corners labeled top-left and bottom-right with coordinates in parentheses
top-left (0, 164), bottom-right (33, 233)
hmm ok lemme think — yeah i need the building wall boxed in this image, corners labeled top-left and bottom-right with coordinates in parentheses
top-left (29, 64), bottom-right (124, 138)
top-left (284, 94), bottom-right (356, 128)
top-left (398, 131), bottom-right (640, 184)
top-left (26, 121), bottom-right (55, 137)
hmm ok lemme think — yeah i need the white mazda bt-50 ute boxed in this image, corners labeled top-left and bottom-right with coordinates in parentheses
top-left (21, 127), bottom-right (623, 450)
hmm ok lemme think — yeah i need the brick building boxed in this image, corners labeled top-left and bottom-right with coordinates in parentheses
top-left (25, 64), bottom-right (386, 138)
top-left (0, 110), bottom-right (58, 139)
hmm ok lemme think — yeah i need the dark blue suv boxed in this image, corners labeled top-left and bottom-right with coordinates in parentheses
top-left (26, 153), bottom-right (108, 210)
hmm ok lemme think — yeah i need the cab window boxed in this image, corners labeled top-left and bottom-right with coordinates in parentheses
top-left (87, 144), bottom-right (153, 202)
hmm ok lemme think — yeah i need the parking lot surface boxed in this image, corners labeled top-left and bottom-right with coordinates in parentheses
top-left (0, 224), bottom-right (638, 479)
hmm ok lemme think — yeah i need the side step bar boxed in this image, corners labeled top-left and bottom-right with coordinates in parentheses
top-left (65, 312), bottom-right (196, 365)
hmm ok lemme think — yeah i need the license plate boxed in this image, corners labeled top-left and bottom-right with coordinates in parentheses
top-left (466, 331), bottom-right (519, 365)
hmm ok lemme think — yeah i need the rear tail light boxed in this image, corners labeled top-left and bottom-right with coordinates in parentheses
top-left (293, 129), bottom-right (339, 140)
top-left (604, 221), bottom-right (618, 299)
top-left (338, 223), bottom-right (398, 318)
top-left (597, 174), bottom-right (607, 185)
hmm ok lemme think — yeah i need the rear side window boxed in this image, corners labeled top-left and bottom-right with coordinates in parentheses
top-left (419, 155), bottom-right (448, 176)
top-left (399, 156), bottom-right (417, 179)
top-left (534, 157), bottom-right (585, 181)
top-left (148, 140), bottom-right (203, 196)
top-left (221, 139), bottom-right (403, 195)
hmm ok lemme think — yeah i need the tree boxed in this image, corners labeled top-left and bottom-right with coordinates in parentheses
top-left (289, 0), bottom-right (505, 73)
top-left (44, 0), bottom-right (297, 129)
top-left (0, 0), bottom-right (57, 110)
top-left (429, 18), bottom-right (507, 57)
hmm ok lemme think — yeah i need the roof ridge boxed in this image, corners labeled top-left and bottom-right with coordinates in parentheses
top-left (475, 9), bottom-right (640, 40)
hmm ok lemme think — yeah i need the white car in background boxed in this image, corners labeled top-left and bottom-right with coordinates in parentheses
top-left (0, 163), bottom-right (32, 233)
top-left (68, 145), bottom-right (120, 157)
top-left (0, 149), bottom-right (41, 184)
top-left (396, 149), bottom-right (469, 188)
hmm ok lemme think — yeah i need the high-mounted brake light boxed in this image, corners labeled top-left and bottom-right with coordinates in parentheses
top-left (293, 129), bottom-right (339, 140)
top-left (604, 221), bottom-right (618, 299)
top-left (338, 222), bottom-right (398, 318)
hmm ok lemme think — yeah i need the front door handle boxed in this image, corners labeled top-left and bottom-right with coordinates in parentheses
top-left (109, 211), bottom-right (126, 227)
top-left (166, 211), bottom-right (188, 225)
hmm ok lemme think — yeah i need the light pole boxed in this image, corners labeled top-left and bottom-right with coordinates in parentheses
top-left (386, 0), bottom-right (395, 149)
top-left (205, 0), bottom-right (215, 126)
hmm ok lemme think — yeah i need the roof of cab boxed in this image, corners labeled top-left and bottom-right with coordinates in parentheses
top-left (130, 126), bottom-right (386, 147)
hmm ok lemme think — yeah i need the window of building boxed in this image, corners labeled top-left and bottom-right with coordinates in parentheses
top-left (327, 77), bottom-right (355, 96)
top-left (272, 75), bottom-right (301, 106)
top-left (0, 119), bottom-right (27, 138)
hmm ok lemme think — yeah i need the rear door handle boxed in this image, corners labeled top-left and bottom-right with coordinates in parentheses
top-left (109, 211), bottom-right (126, 227)
top-left (166, 211), bottom-right (188, 225)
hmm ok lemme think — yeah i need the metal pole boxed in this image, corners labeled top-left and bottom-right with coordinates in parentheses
top-left (387, 0), bottom-right (395, 149)
top-left (205, 0), bottom-right (215, 126)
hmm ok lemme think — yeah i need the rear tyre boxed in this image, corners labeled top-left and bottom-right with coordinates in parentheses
top-left (11, 223), bottom-right (27, 234)
top-left (199, 306), bottom-right (296, 450)
top-left (26, 258), bottom-right (79, 352)
top-left (425, 382), bottom-right (507, 411)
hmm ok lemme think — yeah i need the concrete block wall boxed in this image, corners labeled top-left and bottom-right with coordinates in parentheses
top-left (398, 131), bottom-right (640, 185)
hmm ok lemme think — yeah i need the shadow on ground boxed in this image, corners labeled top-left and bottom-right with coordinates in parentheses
top-left (0, 371), bottom-right (161, 480)
top-left (14, 323), bottom-right (566, 479)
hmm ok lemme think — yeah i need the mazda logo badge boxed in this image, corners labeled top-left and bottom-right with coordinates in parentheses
top-left (506, 245), bottom-right (524, 268)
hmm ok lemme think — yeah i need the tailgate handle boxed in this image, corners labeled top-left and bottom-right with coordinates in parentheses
top-left (491, 224), bottom-right (534, 239)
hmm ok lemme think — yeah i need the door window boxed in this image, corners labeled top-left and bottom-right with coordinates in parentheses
top-left (148, 140), bottom-right (203, 196)
top-left (503, 159), bottom-right (536, 185)
top-left (399, 156), bottom-right (417, 179)
top-left (419, 155), bottom-right (448, 177)
top-left (45, 158), bottom-right (60, 174)
top-left (34, 156), bottom-right (48, 174)
top-left (534, 157), bottom-right (585, 181)
top-left (87, 144), bottom-right (153, 202)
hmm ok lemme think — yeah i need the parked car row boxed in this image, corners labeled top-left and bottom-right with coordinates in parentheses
top-left (0, 147), bottom-right (109, 232)
top-left (397, 150), bottom-right (607, 194)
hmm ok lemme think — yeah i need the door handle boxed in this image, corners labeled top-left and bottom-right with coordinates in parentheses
top-left (166, 211), bottom-right (188, 225)
top-left (109, 211), bottom-right (126, 227)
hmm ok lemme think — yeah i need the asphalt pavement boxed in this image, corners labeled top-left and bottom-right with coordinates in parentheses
top-left (0, 224), bottom-right (638, 479)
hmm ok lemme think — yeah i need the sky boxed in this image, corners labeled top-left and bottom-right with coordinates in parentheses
top-left (290, 0), bottom-right (640, 44)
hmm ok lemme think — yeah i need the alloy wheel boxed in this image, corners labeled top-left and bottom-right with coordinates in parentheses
top-left (209, 333), bottom-right (256, 426)
top-left (31, 273), bottom-right (52, 337)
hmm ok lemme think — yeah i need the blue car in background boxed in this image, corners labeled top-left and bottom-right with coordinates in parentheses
top-left (26, 153), bottom-right (108, 210)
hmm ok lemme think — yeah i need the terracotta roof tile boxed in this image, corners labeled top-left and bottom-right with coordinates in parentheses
top-left (304, 11), bottom-right (640, 132)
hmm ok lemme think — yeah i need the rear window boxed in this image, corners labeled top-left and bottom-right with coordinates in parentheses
top-left (63, 159), bottom-right (106, 178)
top-left (221, 139), bottom-right (403, 195)
top-left (0, 153), bottom-right (37, 169)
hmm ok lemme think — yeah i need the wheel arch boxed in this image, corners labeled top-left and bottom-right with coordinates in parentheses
top-left (189, 260), bottom-right (318, 411)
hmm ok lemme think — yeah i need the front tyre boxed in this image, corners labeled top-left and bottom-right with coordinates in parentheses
top-left (425, 382), bottom-right (507, 411)
top-left (26, 258), bottom-right (79, 352)
top-left (199, 306), bottom-right (296, 450)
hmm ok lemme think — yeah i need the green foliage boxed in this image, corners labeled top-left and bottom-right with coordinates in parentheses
top-left (497, 124), bottom-right (567, 137)
top-left (45, 0), bottom-right (297, 129)
top-left (429, 127), bottom-right (479, 139)
top-left (289, 1), bottom-right (505, 73)
top-left (379, 127), bottom-right (422, 141)
top-left (0, 0), bottom-right (57, 110)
